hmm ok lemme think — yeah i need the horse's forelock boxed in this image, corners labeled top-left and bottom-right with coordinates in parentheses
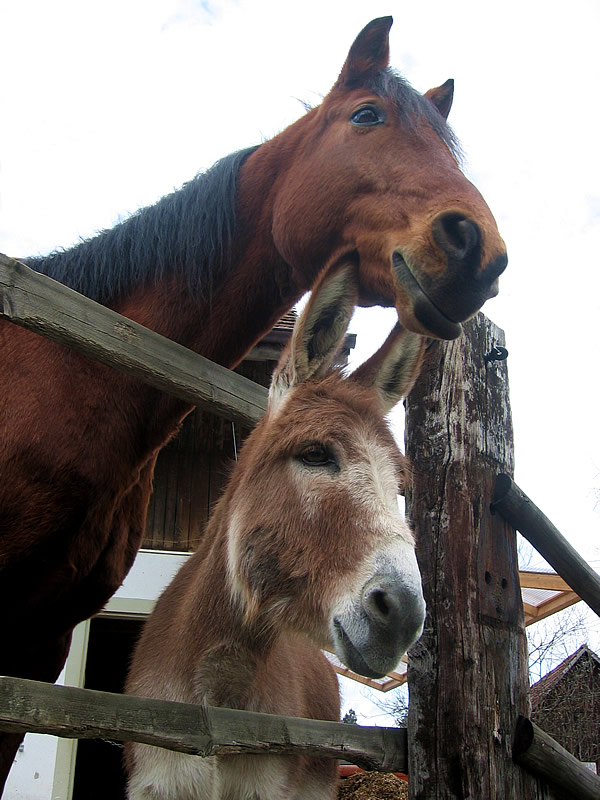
top-left (367, 68), bottom-right (463, 162)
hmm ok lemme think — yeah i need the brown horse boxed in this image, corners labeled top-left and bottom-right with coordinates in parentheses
top-left (124, 264), bottom-right (426, 800)
top-left (0, 15), bottom-right (506, 789)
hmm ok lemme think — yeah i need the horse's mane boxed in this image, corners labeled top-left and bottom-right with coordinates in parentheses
top-left (367, 69), bottom-right (463, 162)
top-left (24, 72), bottom-right (457, 307)
top-left (25, 146), bottom-right (260, 305)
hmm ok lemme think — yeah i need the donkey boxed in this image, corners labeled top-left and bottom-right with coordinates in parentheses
top-left (124, 264), bottom-right (426, 800)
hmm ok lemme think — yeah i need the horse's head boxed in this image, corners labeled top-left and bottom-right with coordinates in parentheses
top-left (225, 264), bottom-right (426, 678)
top-left (270, 17), bottom-right (507, 339)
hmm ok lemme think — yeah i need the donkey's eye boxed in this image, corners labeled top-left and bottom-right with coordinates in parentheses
top-left (298, 444), bottom-right (337, 469)
top-left (350, 105), bottom-right (384, 126)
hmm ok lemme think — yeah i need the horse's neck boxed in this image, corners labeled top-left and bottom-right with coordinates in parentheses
top-left (115, 263), bottom-right (292, 369)
top-left (58, 140), bottom-right (321, 468)
top-left (108, 249), bottom-right (294, 451)
top-left (117, 141), bottom-right (314, 367)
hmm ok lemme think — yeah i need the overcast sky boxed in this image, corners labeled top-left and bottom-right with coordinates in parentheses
top-left (1, 0), bottom-right (599, 722)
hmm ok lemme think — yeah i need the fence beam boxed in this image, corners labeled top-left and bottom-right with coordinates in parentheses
top-left (513, 716), bottom-right (600, 800)
top-left (492, 474), bottom-right (600, 619)
top-left (0, 254), bottom-right (267, 427)
top-left (0, 676), bottom-right (406, 773)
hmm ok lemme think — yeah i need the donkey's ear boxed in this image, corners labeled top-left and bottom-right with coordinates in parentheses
top-left (424, 79), bottom-right (454, 120)
top-left (350, 324), bottom-right (425, 413)
top-left (335, 17), bottom-right (393, 89)
top-left (269, 264), bottom-right (357, 410)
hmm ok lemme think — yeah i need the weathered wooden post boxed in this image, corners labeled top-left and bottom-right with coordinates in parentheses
top-left (404, 313), bottom-right (543, 798)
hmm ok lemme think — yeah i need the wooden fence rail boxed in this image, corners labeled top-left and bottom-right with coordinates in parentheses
top-left (0, 254), bottom-right (267, 427)
top-left (0, 677), bottom-right (406, 773)
top-left (513, 716), bottom-right (600, 800)
top-left (3, 260), bottom-right (598, 796)
top-left (492, 473), bottom-right (600, 619)
top-left (4, 677), bottom-right (599, 798)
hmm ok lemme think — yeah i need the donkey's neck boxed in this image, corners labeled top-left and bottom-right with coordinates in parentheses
top-left (185, 513), bottom-right (281, 711)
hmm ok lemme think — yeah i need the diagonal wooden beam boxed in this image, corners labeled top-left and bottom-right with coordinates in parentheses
top-left (513, 716), bottom-right (600, 800)
top-left (493, 474), bottom-right (600, 619)
top-left (0, 254), bottom-right (268, 427)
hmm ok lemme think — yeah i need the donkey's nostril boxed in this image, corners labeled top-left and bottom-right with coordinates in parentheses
top-left (365, 587), bottom-right (395, 623)
top-left (433, 212), bottom-right (481, 261)
top-left (372, 590), bottom-right (390, 617)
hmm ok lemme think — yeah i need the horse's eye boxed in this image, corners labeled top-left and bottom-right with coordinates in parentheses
top-left (350, 106), bottom-right (384, 126)
top-left (299, 444), bottom-right (337, 469)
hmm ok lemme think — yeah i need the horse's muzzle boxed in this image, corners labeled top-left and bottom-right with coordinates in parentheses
top-left (393, 212), bottom-right (508, 339)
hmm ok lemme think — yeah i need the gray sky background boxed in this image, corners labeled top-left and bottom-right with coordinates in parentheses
top-left (1, 0), bottom-right (599, 722)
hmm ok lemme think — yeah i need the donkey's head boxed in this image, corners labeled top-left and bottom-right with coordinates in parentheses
top-left (225, 265), bottom-right (425, 678)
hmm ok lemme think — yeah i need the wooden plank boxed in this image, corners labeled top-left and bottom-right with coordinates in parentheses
top-left (174, 412), bottom-right (195, 551)
top-left (493, 474), bottom-right (600, 619)
top-left (0, 676), bottom-right (407, 773)
top-left (330, 666), bottom-right (406, 693)
top-left (532, 591), bottom-right (580, 624)
top-left (519, 571), bottom-right (573, 592)
top-left (523, 602), bottom-right (539, 621)
top-left (513, 716), bottom-right (600, 800)
top-left (149, 453), bottom-right (169, 550)
top-left (163, 438), bottom-right (180, 550)
top-left (405, 314), bottom-right (541, 798)
top-left (0, 254), bottom-right (267, 427)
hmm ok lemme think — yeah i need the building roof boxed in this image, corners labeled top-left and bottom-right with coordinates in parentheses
top-left (530, 644), bottom-right (600, 709)
top-left (248, 307), bottom-right (356, 363)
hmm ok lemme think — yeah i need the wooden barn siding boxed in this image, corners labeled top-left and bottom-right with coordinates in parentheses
top-left (143, 360), bottom-right (274, 551)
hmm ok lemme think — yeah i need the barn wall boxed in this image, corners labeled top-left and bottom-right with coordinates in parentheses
top-left (143, 359), bottom-right (276, 551)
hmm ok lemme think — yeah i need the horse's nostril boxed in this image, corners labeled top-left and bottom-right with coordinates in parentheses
top-left (433, 212), bottom-right (481, 261)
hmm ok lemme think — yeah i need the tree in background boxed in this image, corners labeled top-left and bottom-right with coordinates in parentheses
top-left (527, 606), bottom-right (589, 683)
top-left (375, 606), bottom-right (591, 726)
top-left (372, 686), bottom-right (409, 729)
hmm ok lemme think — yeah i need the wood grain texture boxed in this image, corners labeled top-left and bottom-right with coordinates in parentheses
top-left (405, 313), bottom-right (545, 798)
top-left (0, 676), bottom-right (406, 772)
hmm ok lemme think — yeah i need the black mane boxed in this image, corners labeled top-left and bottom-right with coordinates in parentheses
top-left (25, 146), bottom-right (259, 304)
top-left (367, 69), bottom-right (463, 161)
top-left (24, 73), bottom-right (458, 307)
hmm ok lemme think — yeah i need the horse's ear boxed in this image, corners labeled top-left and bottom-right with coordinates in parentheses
top-left (349, 324), bottom-right (425, 413)
top-left (424, 79), bottom-right (454, 120)
top-left (335, 17), bottom-right (393, 88)
top-left (269, 264), bottom-right (357, 409)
